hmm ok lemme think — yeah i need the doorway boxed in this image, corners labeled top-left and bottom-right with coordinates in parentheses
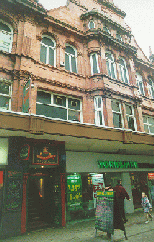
top-left (27, 173), bottom-right (56, 231)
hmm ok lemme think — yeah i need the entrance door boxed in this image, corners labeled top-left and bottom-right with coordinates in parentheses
top-left (27, 174), bottom-right (54, 230)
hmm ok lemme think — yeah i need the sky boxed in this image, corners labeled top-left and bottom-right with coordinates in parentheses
top-left (38, 0), bottom-right (154, 58)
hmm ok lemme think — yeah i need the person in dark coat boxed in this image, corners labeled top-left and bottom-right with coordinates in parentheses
top-left (113, 179), bottom-right (131, 223)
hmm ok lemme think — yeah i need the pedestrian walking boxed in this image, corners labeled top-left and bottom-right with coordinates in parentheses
top-left (141, 192), bottom-right (152, 223)
top-left (113, 179), bottom-right (131, 223)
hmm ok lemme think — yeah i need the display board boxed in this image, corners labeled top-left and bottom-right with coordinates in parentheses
top-left (67, 174), bottom-right (82, 211)
top-left (5, 171), bottom-right (23, 211)
top-left (95, 191), bottom-right (114, 235)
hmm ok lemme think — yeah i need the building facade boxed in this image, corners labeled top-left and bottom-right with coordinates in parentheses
top-left (0, 0), bottom-right (154, 238)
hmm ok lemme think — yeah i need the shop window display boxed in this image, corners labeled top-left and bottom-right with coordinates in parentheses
top-left (66, 173), bottom-right (105, 222)
top-left (130, 172), bottom-right (149, 209)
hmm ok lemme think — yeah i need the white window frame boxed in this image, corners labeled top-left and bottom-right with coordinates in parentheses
top-left (0, 81), bottom-right (12, 110)
top-left (0, 20), bottom-right (13, 53)
top-left (143, 115), bottom-right (154, 134)
top-left (65, 44), bottom-right (77, 73)
top-left (36, 90), bottom-right (82, 123)
top-left (111, 100), bottom-right (123, 129)
top-left (90, 53), bottom-right (100, 75)
top-left (94, 96), bottom-right (105, 126)
top-left (125, 104), bottom-right (137, 131)
top-left (40, 35), bottom-right (56, 67)
top-left (136, 72), bottom-right (145, 95)
top-left (105, 52), bottom-right (117, 79)
top-left (88, 20), bottom-right (95, 29)
top-left (119, 57), bottom-right (129, 84)
top-left (148, 76), bottom-right (154, 99)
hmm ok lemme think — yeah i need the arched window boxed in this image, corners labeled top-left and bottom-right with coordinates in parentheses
top-left (40, 36), bottom-right (56, 66)
top-left (65, 44), bottom-right (77, 73)
top-left (90, 53), bottom-right (100, 75)
top-left (0, 20), bottom-right (13, 53)
top-left (89, 20), bottom-right (95, 29)
top-left (136, 72), bottom-right (145, 95)
top-left (105, 52), bottom-right (117, 79)
top-left (119, 57), bottom-right (129, 83)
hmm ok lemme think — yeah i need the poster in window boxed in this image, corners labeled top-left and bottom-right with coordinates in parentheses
top-left (33, 145), bottom-right (59, 165)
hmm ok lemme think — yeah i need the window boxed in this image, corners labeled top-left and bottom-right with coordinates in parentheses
top-left (119, 57), bottom-right (129, 83)
top-left (103, 25), bottom-right (110, 34)
top-left (111, 100), bottom-right (123, 128)
top-left (125, 104), bottom-right (136, 131)
top-left (40, 36), bottom-right (56, 66)
top-left (0, 21), bottom-right (13, 53)
top-left (105, 52), bottom-right (117, 79)
top-left (116, 32), bottom-right (122, 41)
top-left (89, 20), bottom-right (95, 29)
top-left (65, 45), bottom-right (77, 73)
top-left (0, 81), bottom-right (12, 110)
top-left (148, 76), bottom-right (154, 99)
top-left (136, 73), bottom-right (145, 95)
top-left (90, 53), bottom-right (100, 75)
top-left (94, 96), bottom-right (104, 126)
top-left (36, 91), bottom-right (82, 122)
top-left (143, 116), bottom-right (154, 134)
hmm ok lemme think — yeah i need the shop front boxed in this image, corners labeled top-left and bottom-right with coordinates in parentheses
top-left (65, 151), bottom-right (154, 222)
top-left (0, 137), bottom-right (66, 239)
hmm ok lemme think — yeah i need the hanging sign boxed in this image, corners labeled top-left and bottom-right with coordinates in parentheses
top-left (19, 144), bottom-right (30, 160)
top-left (33, 145), bottom-right (58, 165)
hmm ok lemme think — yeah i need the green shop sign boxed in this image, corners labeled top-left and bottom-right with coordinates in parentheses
top-left (98, 161), bottom-right (138, 169)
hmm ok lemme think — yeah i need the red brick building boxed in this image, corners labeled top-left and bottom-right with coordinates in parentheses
top-left (0, 0), bottom-right (154, 238)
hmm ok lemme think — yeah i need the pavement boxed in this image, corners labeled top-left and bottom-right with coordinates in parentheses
top-left (1, 208), bottom-right (154, 242)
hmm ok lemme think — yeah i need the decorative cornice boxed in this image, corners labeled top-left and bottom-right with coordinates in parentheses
top-left (85, 29), bottom-right (136, 55)
top-left (97, 0), bottom-right (126, 18)
top-left (80, 10), bottom-right (130, 36)
top-left (69, 0), bottom-right (88, 11)
top-left (6, 0), bottom-right (47, 15)
top-left (134, 57), bottom-right (154, 71)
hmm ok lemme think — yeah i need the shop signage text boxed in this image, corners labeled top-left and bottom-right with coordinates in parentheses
top-left (148, 173), bottom-right (154, 180)
top-left (98, 161), bottom-right (138, 169)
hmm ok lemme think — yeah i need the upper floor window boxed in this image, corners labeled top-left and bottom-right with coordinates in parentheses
top-left (89, 20), bottom-right (95, 29)
top-left (36, 90), bottom-right (82, 122)
top-left (116, 32), bottom-right (122, 41)
top-left (94, 96), bottom-right (104, 126)
top-left (65, 45), bottom-right (77, 73)
top-left (105, 52), bottom-right (117, 79)
top-left (136, 73), bottom-right (145, 95)
top-left (111, 100), bottom-right (123, 128)
top-left (90, 53), bottom-right (100, 75)
top-left (0, 81), bottom-right (12, 110)
top-left (40, 36), bottom-right (56, 66)
top-left (148, 76), bottom-right (154, 99)
top-left (0, 21), bottom-right (13, 53)
top-left (125, 104), bottom-right (136, 131)
top-left (143, 116), bottom-right (154, 134)
top-left (119, 57), bottom-right (129, 84)
top-left (103, 25), bottom-right (110, 34)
